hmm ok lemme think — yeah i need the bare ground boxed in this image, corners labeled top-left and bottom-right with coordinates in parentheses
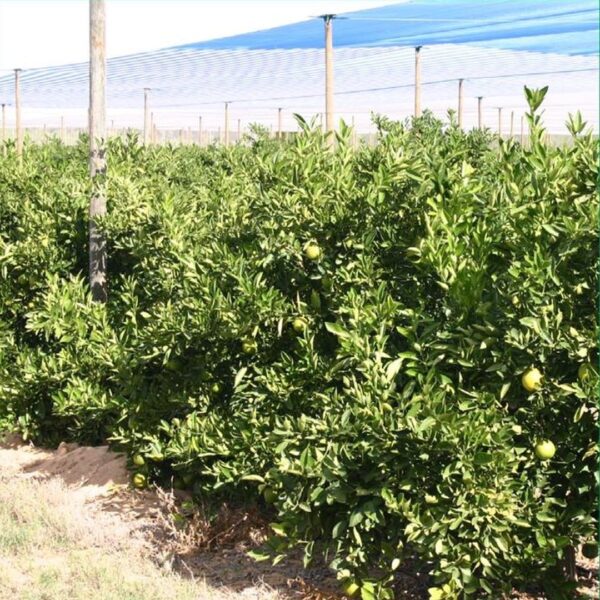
top-left (0, 433), bottom-right (596, 600)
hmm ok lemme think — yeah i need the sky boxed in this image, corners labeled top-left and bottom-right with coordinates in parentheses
top-left (0, 0), bottom-right (402, 71)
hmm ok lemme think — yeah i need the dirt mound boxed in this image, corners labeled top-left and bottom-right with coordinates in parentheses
top-left (24, 443), bottom-right (129, 489)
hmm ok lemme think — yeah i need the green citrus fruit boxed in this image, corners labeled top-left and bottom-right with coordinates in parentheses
top-left (342, 581), bottom-right (360, 597)
top-left (578, 362), bottom-right (596, 382)
top-left (210, 382), bottom-right (222, 395)
top-left (305, 244), bottom-right (321, 261)
top-left (582, 542), bottom-right (598, 559)
top-left (132, 473), bottom-right (147, 489)
top-left (292, 318), bottom-right (307, 333)
top-left (242, 339), bottom-right (257, 355)
top-left (522, 368), bottom-right (543, 392)
top-left (132, 454), bottom-right (145, 467)
top-left (535, 440), bottom-right (556, 460)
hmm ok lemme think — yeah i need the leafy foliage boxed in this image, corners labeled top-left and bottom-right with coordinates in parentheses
top-left (0, 90), bottom-right (597, 598)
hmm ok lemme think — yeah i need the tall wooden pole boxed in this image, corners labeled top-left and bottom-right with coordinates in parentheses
top-left (14, 69), bottom-right (22, 157)
top-left (198, 115), bottom-right (202, 145)
top-left (520, 114), bottom-right (524, 145)
top-left (277, 107), bottom-right (282, 140)
top-left (509, 110), bottom-right (514, 138)
top-left (143, 87), bottom-right (150, 145)
top-left (1, 104), bottom-right (5, 144)
top-left (477, 96), bottom-right (483, 129)
top-left (237, 118), bottom-right (241, 142)
top-left (322, 14), bottom-right (335, 147)
top-left (224, 102), bottom-right (229, 146)
top-left (457, 78), bottom-right (464, 129)
top-left (414, 46), bottom-right (422, 118)
top-left (497, 107), bottom-right (503, 138)
top-left (89, 0), bottom-right (107, 303)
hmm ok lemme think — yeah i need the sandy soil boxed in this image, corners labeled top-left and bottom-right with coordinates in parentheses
top-left (0, 433), bottom-right (596, 600)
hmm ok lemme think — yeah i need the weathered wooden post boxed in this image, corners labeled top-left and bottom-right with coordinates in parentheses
top-left (457, 78), bottom-right (464, 129)
top-left (477, 96), bottom-right (483, 129)
top-left (509, 110), bottom-right (514, 138)
top-left (198, 115), bottom-right (202, 145)
top-left (414, 46), bottom-right (422, 118)
top-left (1, 103), bottom-right (5, 145)
top-left (520, 114), bottom-right (524, 145)
top-left (497, 107), bottom-right (503, 138)
top-left (14, 68), bottom-right (22, 158)
top-left (321, 14), bottom-right (335, 147)
top-left (143, 87), bottom-right (151, 145)
top-left (277, 107), bottom-right (282, 140)
top-left (237, 118), bottom-right (241, 142)
top-left (224, 102), bottom-right (230, 146)
top-left (89, 0), bottom-right (107, 302)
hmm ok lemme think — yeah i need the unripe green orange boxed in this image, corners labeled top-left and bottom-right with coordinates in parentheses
top-left (132, 473), bottom-right (147, 489)
top-left (305, 244), bottom-right (321, 261)
top-left (534, 440), bottom-right (556, 460)
top-left (132, 454), bottom-right (145, 467)
top-left (342, 581), bottom-right (359, 597)
top-left (292, 318), bottom-right (307, 333)
top-left (522, 368), bottom-right (543, 392)
top-left (242, 339), bottom-right (257, 355)
top-left (578, 362), bottom-right (596, 382)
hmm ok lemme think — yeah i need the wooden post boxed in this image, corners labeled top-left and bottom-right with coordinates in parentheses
top-left (277, 107), bottom-right (282, 140)
top-left (89, 0), bottom-right (107, 303)
top-left (198, 115), bottom-right (202, 145)
top-left (237, 118), bottom-right (241, 142)
top-left (497, 107), bottom-right (502, 137)
top-left (224, 102), bottom-right (230, 146)
top-left (14, 69), bottom-right (22, 157)
top-left (143, 87), bottom-right (150, 145)
top-left (1, 103), bottom-right (5, 144)
top-left (414, 46), bottom-right (422, 118)
top-left (60, 115), bottom-right (65, 141)
top-left (509, 110), bottom-right (514, 138)
top-left (457, 78), bottom-right (464, 129)
top-left (520, 114), bottom-right (524, 145)
top-left (477, 96), bottom-right (483, 129)
top-left (322, 14), bottom-right (335, 147)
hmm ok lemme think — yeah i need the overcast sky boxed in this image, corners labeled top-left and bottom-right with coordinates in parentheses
top-left (0, 0), bottom-right (402, 71)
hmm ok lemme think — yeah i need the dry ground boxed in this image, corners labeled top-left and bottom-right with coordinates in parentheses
top-left (0, 434), bottom-right (596, 600)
